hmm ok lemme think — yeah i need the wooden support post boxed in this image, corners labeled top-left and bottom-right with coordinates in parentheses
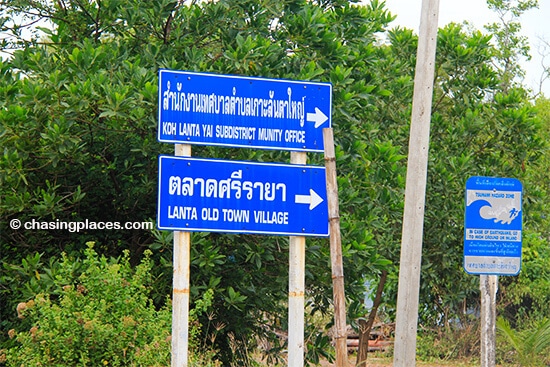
top-left (480, 275), bottom-right (498, 367)
top-left (393, 0), bottom-right (439, 366)
top-left (172, 143), bottom-right (191, 367)
top-left (288, 151), bottom-right (307, 367)
top-left (323, 128), bottom-right (348, 367)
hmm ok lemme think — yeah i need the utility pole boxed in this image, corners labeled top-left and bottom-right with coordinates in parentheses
top-left (393, 0), bottom-right (440, 366)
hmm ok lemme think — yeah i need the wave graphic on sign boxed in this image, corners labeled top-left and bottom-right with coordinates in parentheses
top-left (466, 192), bottom-right (521, 225)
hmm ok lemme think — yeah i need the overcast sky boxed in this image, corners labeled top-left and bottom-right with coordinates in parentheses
top-left (381, 0), bottom-right (550, 97)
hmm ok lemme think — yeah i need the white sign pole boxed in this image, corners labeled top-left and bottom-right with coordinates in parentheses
top-left (480, 274), bottom-right (498, 367)
top-left (172, 143), bottom-right (191, 367)
top-left (288, 151), bottom-right (306, 367)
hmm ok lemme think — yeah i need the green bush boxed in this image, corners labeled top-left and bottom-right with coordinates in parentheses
top-left (499, 232), bottom-right (550, 322)
top-left (1, 243), bottom-right (222, 367)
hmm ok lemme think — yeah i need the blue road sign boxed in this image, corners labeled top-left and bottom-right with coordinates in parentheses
top-left (464, 176), bottom-right (523, 275)
top-left (158, 70), bottom-right (332, 152)
top-left (157, 156), bottom-right (329, 236)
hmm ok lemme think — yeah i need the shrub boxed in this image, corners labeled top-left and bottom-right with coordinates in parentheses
top-left (497, 316), bottom-right (550, 367)
top-left (416, 322), bottom-right (480, 363)
top-left (5, 243), bottom-right (172, 366)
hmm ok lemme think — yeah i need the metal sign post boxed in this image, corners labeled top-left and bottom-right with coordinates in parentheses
top-left (171, 144), bottom-right (191, 367)
top-left (464, 176), bottom-right (523, 367)
top-left (480, 274), bottom-right (498, 367)
top-left (157, 69), bottom-right (333, 367)
top-left (288, 152), bottom-right (307, 367)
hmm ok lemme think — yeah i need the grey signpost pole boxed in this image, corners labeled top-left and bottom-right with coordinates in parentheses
top-left (480, 274), bottom-right (498, 367)
top-left (288, 151), bottom-right (306, 367)
top-left (172, 143), bottom-right (191, 367)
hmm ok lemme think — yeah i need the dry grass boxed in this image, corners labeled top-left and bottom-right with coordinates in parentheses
top-left (318, 355), bottom-right (486, 367)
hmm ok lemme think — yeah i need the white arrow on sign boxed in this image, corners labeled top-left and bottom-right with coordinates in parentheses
top-left (294, 189), bottom-right (324, 210)
top-left (306, 107), bottom-right (329, 128)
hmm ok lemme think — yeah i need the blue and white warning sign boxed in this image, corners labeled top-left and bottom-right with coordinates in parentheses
top-left (464, 176), bottom-right (523, 276)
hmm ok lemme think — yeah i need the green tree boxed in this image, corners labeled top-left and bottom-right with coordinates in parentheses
top-left (497, 97), bottom-right (550, 324)
top-left (1, 0), bottom-right (397, 364)
top-left (365, 18), bottom-right (547, 329)
top-left (485, 0), bottom-right (538, 92)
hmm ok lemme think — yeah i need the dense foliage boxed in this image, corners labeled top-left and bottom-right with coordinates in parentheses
top-left (3, 243), bottom-right (220, 366)
top-left (5, 244), bottom-right (173, 366)
top-left (1, 0), bottom-right (549, 365)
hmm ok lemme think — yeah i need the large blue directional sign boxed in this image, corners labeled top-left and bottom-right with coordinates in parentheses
top-left (464, 176), bottom-right (523, 276)
top-left (157, 155), bottom-right (329, 236)
top-left (158, 70), bottom-right (332, 152)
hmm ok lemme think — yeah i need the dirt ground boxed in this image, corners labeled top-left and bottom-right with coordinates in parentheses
top-left (319, 356), bottom-right (483, 367)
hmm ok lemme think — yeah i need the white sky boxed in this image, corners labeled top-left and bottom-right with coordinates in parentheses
top-left (380, 0), bottom-right (550, 97)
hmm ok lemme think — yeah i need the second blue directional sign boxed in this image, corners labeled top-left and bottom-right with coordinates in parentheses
top-left (464, 176), bottom-right (523, 276)
top-left (157, 156), bottom-right (329, 237)
top-left (158, 70), bottom-right (332, 152)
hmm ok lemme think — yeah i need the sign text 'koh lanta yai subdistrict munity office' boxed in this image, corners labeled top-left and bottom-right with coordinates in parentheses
top-left (158, 70), bottom-right (332, 152)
